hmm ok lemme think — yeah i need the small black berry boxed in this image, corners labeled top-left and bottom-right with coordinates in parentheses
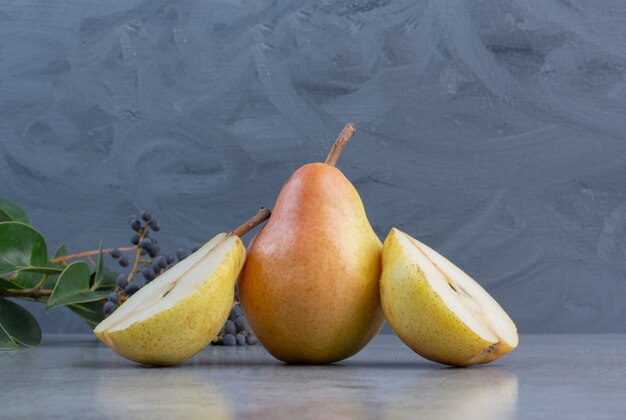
top-left (229, 306), bottom-right (241, 321)
top-left (118, 256), bottom-right (130, 267)
top-left (224, 320), bottom-right (236, 335)
top-left (108, 292), bottom-right (119, 303)
top-left (165, 255), bottom-right (175, 265)
top-left (116, 274), bottom-right (127, 288)
top-left (142, 267), bottom-right (156, 281)
top-left (140, 211), bottom-right (152, 222)
top-left (129, 216), bottom-right (141, 231)
top-left (124, 283), bottom-right (140, 296)
top-left (148, 244), bottom-right (160, 258)
top-left (235, 316), bottom-right (248, 332)
top-left (236, 334), bottom-right (246, 346)
top-left (130, 234), bottom-right (140, 245)
top-left (149, 220), bottom-right (161, 232)
top-left (139, 238), bottom-right (152, 249)
top-left (104, 301), bottom-right (116, 315)
top-left (176, 249), bottom-right (189, 261)
top-left (246, 334), bottom-right (258, 345)
top-left (110, 249), bottom-right (121, 259)
top-left (154, 255), bottom-right (167, 269)
top-left (223, 334), bottom-right (236, 346)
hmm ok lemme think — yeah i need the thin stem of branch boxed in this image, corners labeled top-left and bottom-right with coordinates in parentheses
top-left (0, 288), bottom-right (52, 299)
top-left (126, 226), bottom-right (149, 284)
top-left (230, 208), bottom-right (272, 237)
top-left (34, 274), bottom-right (49, 290)
top-left (324, 123), bottom-right (356, 167)
top-left (86, 255), bottom-right (97, 268)
top-left (50, 246), bottom-right (137, 263)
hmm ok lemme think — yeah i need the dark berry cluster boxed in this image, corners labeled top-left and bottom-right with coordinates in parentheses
top-left (212, 302), bottom-right (258, 346)
top-left (103, 210), bottom-right (176, 316)
top-left (102, 210), bottom-right (258, 348)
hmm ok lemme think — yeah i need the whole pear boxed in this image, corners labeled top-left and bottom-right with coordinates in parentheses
top-left (239, 124), bottom-right (385, 364)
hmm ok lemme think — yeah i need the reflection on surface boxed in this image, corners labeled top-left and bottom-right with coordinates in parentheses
top-left (211, 361), bottom-right (517, 420)
top-left (93, 341), bottom-right (517, 420)
top-left (382, 369), bottom-right (518, 420)
top-left (236, 365), bottom-right (369, 420)
top-left (96, 371), bottom-right (231, 419)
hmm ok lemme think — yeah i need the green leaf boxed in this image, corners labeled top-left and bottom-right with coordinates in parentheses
top-left (47, 262), bottom-right (108, 309)
top-left (47, 245), bottom-right (68, 289)
top-left (0, 200), bottom-right (31, 225)
top-left (92, 243), bottom-right (104, 289)
top-left (30, 238), bottom-right (47, 266)
top-left (90, 271), bottom-right (117, 292)
top-left (0, 323), bottom-right (18, 349)
top-left (19, 266), bottom-right (63, 275)
top-left (0, 278), bottom-right (20, 290)
top-left (12, 271), bottom-right (44, 289)
top-left (68, 300), bottom-right (105, 328)
top-left (0, 222), bottom-right (57, 277)
top-left (0, 209), bottom-right (11, 223)
top-left (12, 271), bottom-right (60, 291)
top-left (53, 244), bottom-right (67, 259)
top-left (97, 271), bottom-right (117, 291)
top-left (0, 298), bottom-right (42, 347)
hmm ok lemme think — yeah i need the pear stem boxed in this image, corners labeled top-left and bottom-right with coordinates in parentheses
top-left (230, 208), bottom-right (271, 237)
top-left (324, 123), bottom-right (356, 167)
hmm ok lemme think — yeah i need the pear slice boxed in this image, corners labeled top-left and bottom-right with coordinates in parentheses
top-left (94, 234), bottom-right (244, 366)
top-left (94, 208), bottom-right (270, 366)
top-left (381, 228), bottom-right (518, 367)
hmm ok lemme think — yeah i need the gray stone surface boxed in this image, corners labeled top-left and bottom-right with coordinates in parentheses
top-left (1, 334), bottom-right (625, 419)
top-left (2, 1), bottom-right (626, 333)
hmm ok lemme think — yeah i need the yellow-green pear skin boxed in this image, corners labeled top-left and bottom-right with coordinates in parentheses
top-left (381, 228), bottom-right (518, 367)
top-left (94, 235), bottom-right (246, 366)
top-left (239, 163), bottom-right (385, 364)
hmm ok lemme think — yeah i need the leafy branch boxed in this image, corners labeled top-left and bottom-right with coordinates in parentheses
top-left (0, 199), bottom-right (260, 350)
top-left (0, 199), bottom-right (157, 350)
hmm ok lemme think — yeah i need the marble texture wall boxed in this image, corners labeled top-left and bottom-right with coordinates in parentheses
top-left (1, 0), bottom-right (626, 333)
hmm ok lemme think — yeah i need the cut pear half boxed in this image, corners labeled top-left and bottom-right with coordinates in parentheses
top-left (381, 228), bottom-right (518, 367)
top-left (94, 233), bottom-right (246, 366)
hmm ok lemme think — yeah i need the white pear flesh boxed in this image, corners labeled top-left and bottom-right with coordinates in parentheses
top-left (381, 228), bottom-right (518, 367)
top-left (94, 233), bottom-right (245, 366)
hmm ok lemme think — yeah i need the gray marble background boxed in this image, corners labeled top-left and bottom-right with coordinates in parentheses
top-left (1, 0), bottom-right (625, 334)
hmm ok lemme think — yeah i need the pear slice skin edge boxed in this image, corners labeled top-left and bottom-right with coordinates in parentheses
top-left (94, 233), bottom-right (246, 366)
top-left (380, 228), bottom-right (519, 367)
